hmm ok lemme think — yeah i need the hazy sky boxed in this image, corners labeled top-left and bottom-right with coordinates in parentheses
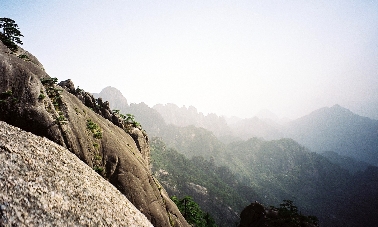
top-left (2, 0), bottom-right (378, 119)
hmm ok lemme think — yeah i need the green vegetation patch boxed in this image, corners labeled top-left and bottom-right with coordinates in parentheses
top-left (56, 112), bottom-right (67, 124)
top-left (93, 165), bottom-right (105, 174)
top-left (87, 119), bottom-right (102, 139)
top-left (112, 110), bottom-right (142, 130)
top-left (151, 138), bottom-right (258, 224)
top-left (18, 54), bottom-right (30, 61)
top-left (40, 77), bottom-right (67, 125)
top-left (0, 89), bottom-right (18, 105)
top-left (38, 93), bottom-right (45, 100)
top-left (171, 196), bottom-right (217, 227)
top-left (40, 77), bottom-right (64, 114)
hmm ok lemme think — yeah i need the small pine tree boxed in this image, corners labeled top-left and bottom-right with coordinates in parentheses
top-left (0, 18), bottom-right (24, 52)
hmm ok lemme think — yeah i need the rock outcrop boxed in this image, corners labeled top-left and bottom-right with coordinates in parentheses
top-left (238, 201), bottom-right (319, 227)
top-left (0, 42), bottom-right (188, 227)
top-left (238, 202), bottom-right (265, 227)
top-left (0, 121), bottom-right (153, 227)
top-left (58, 79), bottom-right (152, 168)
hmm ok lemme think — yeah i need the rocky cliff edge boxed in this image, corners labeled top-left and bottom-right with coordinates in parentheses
top-left (0, 42), bottom-right (188, 227)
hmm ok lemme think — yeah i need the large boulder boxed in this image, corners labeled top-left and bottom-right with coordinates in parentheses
top-left (238, 202), bottom-right (265, 227)
top-left (0, 121), bottom-right (153, 227)
top-left (0, 42), bottom-right (188, 227)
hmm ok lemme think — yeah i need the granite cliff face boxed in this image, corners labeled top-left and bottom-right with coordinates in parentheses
top-left (0, 121), bottom-right (153, 227)
top-left (0, 42), bottom-right (188, 227)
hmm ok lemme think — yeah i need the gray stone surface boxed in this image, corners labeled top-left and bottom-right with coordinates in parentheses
top-left (0, 121), bottom-right (153, 227)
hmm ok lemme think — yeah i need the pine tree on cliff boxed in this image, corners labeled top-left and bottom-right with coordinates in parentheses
top-left (0, 17), bottom-right (24, 52)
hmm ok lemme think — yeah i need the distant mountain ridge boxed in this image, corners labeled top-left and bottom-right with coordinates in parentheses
top-left (153, 103), bottom-right (232, 138)
top-left (254, 109), bottom-right (291, 125)
top-left (285, 104), bottom-right (378, 165)
top-left (228, 116), bottom-right (284, 140)
top-left (94, 87), bottom-right (378, 166)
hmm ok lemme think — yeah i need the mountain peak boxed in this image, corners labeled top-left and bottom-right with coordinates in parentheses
top-left (99, 86), bottom-right (126, 98)
top-left (94, 86), bottom-right (129, 111)
top-left (330, 104), bottom-right (349, 111)
top-left (310, 104), bottom-right (355, 118)
top-left (287, 104), bottom-right (378, 165)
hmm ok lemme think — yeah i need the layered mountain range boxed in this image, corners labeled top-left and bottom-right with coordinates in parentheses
top-left (95, 86), bottom-right (378, 167)
top-left (94, 86), bottom-right (378, 226)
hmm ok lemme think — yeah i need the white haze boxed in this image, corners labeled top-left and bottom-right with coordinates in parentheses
top-left (2, 0), bottom-right (378, 119)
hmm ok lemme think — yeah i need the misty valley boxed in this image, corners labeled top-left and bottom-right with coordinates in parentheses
top-left (92, 86), bottom-right (378, 227)
top-left (2, 2), bottom-right (378, 225)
